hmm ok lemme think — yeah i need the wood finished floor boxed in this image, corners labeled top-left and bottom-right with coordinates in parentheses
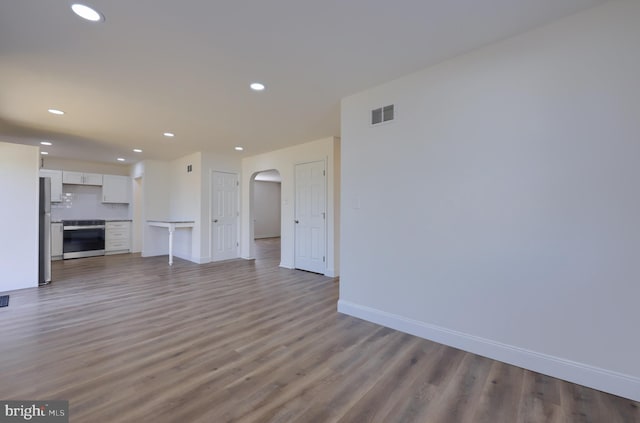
top-left (1, 238), bottom-right (638, 422)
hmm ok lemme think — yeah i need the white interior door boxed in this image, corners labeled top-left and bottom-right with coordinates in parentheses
top-left (212, 171), bottom-right (239, 261)
top-left (295, 160), bottom-right (326, 273)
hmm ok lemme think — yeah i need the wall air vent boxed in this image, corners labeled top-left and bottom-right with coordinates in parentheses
top-left (371, 104), bottom-right (394, 126)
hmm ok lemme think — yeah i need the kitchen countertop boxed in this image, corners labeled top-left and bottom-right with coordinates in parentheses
top-left (147, 220), bottom-right (194, 224)
top-left (51, 219), bottom-right (132, 223)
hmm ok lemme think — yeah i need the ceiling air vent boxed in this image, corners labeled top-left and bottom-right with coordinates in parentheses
top-left (371, 104), bottom-right (394, 126)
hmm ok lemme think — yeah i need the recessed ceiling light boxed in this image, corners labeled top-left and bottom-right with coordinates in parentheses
top-left (163, 132), bottom-right (175, 137)
top-left (117, 158), bottom-right (125, 162)
top-left (41, 151), bottom-right (49, 155)
top-left (48, 109), bottom-right (64, 115)
top-left (235, 146), bottom-right (244, 151)
top-left (250, 82), bottom-right (265, 91)
top-left (71, 4), bottom-right (103, 22)
top-left (40, 141), bottom-right (52, 146)
top-left (133, 148), bottom-right (142, 153)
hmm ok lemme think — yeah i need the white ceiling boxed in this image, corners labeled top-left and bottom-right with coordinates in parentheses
top-left (0, 0), bottom-right (606, 165)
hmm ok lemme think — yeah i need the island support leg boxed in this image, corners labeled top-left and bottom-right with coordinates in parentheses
top-left (168, 225), bottom-right (174, 265)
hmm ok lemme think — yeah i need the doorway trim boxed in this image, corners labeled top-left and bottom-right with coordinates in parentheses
top-left (248, 169), bottom-right (283, 266)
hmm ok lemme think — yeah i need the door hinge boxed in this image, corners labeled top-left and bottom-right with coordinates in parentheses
top-left (323, 256), bottom-right (325, 262)
top-left (236, 181), bottom-right (239, 186)
top-left (323, 170), bottom-right (326, 176)
top-left (236, 242), bottom-right (239, 247)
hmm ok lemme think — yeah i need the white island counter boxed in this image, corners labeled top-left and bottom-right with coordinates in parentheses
top-left (147, 220), bottom-right (195, 265)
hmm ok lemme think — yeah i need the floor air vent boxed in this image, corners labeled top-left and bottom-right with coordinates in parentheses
top-left (371, 104), bottom-right (394, 125)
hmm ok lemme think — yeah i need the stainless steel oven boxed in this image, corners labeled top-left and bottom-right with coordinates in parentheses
top-left (63, 220), bottom-right (106, 259)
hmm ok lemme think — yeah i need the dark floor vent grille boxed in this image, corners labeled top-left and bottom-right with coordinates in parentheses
top-left (0, 295), bottom-right (9, 308)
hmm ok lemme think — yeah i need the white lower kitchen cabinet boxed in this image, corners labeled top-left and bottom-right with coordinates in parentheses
top-left (51, 222), bottom-right (63, 260)
top-left (106, 221), bottom-right (131, 254)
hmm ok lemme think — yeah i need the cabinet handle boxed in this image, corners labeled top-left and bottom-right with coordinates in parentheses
top-left (104, 195), bottom-right (106, 202)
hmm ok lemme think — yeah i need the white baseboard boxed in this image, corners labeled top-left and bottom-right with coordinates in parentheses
top-left (172, 251), bottom-right (190, 261)
top-left (142, 250), bottom-right (204, 264)
top-left (280, 258), bottom-right (296, 269)
top-left (172, 251), bottom-right (208, 264)
top-left (324, 268), bottom-right (338, 277)
top-left (141, 249), bottom-right (167, 258)
top-left (337, 300), bottom-right (640, 402)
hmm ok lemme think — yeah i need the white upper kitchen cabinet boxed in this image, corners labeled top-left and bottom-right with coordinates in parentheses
top-left (39, 169), bottom-right (63, 202)
top-left (62, 171), bottom-right (83, 185)
top-left (102, 175), bottom-right (130, 203)
top-left (62, 171), bottom-right (103, 186)
top-left (83, 173), bottom-right (103, 185)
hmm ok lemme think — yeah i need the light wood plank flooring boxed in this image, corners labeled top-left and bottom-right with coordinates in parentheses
top-left (1, 238), bottom-right (638, 422)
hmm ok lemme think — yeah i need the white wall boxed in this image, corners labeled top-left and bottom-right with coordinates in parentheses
top-left (339, 0), bottom-right (640, 401)
top-left (134, 160), bottom-right (171, 258)
top-left (254, 181), bottom-right (281, 239)
top-left (42, 157), bottom-right (130, 176)
top-left (0, 142), bottom-right (39, 292)
top-left (332, 140), bottom-right (341, 276)
top-left (241, 137), bottom-right (340, 276)
top-left (132, 176), bottom-right (143, 253)
top-left (169, 152), bottom-right (202, 261)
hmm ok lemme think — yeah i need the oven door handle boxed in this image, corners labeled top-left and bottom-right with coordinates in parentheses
top-left (63, 225), bottom-right (106, 230)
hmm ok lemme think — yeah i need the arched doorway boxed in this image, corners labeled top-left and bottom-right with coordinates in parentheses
top-left (250, 169), bottom-right (281, 261)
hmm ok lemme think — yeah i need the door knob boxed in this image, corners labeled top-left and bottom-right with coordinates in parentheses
top-left (295, 220), bottom-right (299, 224)
top-left (213, 219), bottom-right (218, 223)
